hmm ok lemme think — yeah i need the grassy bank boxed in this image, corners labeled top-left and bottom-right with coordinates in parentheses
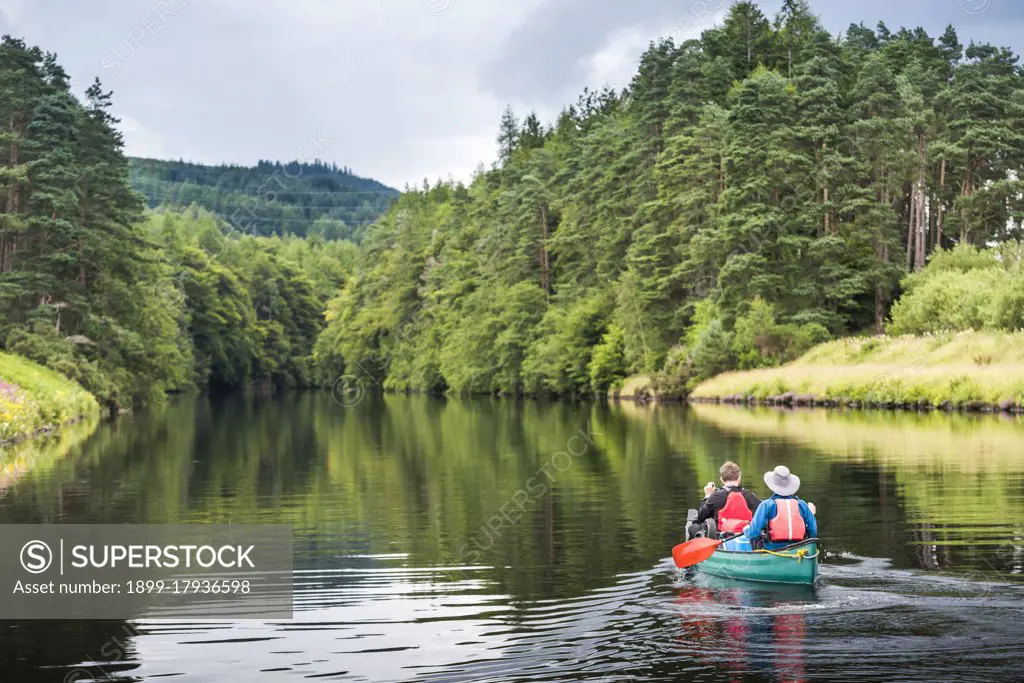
top-left (690, 331), bottom-right (1024, 411)
top-left (0, 352), bottom-right (100, 442)
top-left (612, 375), bottom-right (657, 402)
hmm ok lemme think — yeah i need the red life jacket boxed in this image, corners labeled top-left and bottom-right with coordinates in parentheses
top-left (717, 490), bottom-right (754, 534)
top-left (768, 498), bottom-right (807, 541)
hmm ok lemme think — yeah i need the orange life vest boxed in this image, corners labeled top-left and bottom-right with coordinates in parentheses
top-left (717, 490), bottom-right (753, 534)
top-left (768, 498), bottom-right (807, 541)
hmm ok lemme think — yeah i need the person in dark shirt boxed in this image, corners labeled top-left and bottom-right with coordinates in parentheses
top-left (687, 461), bottom-right (761, 539)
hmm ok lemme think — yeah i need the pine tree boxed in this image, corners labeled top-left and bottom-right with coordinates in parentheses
top-left (774, 0), bottom-right (819, 76)
top-left (937, 25), bottom-right (963, 77)
top-left (717, 67), bottom-right (814, 320)
top-left (658, 103), bottom-right (729, 303)
top-left (514, 150), bottom-right (555, 297)
top-left (22, 88), bottom-right (80, 316)
top-left (795, 55), bottom-right (842, 235)
top-left (496, 105), bottom-right (519, 163)
top-left (846, 54), bottom-right (912, 332)
top-left (0, 37), bottom-right (44, 282)
top-left (707, 2), bottom-right (773, 79)
top-left (518, 113), bottom-right (547, 152)
top-left (937, 44), bottom-right (1024, 245)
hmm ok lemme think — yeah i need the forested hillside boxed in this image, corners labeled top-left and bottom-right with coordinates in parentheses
top-left (0, 35), bottom-right (357, 409)
top-left (3, 0), bottom-right (1024, 411)
top-left (130, 157), bottom-right (399, 242)
top-left (316, 0), bottom-right (1024, 397)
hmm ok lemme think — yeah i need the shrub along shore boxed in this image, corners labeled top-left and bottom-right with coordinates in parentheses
top-left (689, 331), bottom-right (1024, 414)
top-left (0, 352), bottom-right (100, 443)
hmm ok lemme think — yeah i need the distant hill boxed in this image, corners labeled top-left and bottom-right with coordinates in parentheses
top-left (129, 157), bottom-right (399, 242)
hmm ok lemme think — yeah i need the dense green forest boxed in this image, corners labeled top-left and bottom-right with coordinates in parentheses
top-left (0, 34), bottom-right (358, 409)
top-left (129, 157), bottom-right (398, 242)
top-left (3, 0), bottom-right (1024, 412)
top-left (316, 1), bottom-right (1024, 397)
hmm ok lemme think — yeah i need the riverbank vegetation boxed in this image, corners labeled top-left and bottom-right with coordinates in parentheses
top-left (692, 243), bottom-right (1024, 409)
top-left (4, 0), bottom-right (1024, 415)
top-left (315, 2), bottom-right (1024, 398)
top-left (690, 330), bottom-right (1024, 409)
top-left (0, 352), bottom-right (98, 442)
top-left (889, 242), bottom-right (1024, 335)
top-left (145, 210), bottom-right (357, 393)
top-left (0, 35), bottom-right (359, 411)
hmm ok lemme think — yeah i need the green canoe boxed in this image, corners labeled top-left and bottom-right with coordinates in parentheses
top-left (697, 539), bottom-right (820, 585)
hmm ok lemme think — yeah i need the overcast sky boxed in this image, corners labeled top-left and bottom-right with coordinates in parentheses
top-left (1, 0), bottom-right (1021, 189)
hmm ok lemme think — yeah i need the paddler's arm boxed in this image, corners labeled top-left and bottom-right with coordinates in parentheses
top-left (694, 489), bottom-right (716, 524)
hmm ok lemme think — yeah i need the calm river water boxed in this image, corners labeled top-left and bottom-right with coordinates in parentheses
top-left (1, 394), bottom-right (1022, 682)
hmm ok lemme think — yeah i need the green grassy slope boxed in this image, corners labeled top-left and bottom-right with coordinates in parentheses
top-left (690, 331), bottom-right (1024, 408)
top-left (0, 352), bottom-right (100, 441)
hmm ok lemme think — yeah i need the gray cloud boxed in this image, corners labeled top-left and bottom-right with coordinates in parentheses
top-left (1, 0), bottom-right (1021, 189)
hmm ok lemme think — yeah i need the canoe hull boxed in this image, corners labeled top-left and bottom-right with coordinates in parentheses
top-left (697, 540), bottom-right (819, 585)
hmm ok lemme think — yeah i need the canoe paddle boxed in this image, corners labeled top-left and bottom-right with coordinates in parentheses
top-left (672, 537), bottom-right (722, 568)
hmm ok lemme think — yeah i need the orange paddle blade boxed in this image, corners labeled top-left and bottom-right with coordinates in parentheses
top-left (672, 537), bottom-right (722, 568)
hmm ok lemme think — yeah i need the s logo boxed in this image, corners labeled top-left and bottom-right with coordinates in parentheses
top-left (20, 540), bottom-right (53, 574)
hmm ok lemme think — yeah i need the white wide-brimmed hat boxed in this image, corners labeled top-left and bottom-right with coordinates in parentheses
top-left (764, 465), bottom-right (800, 496)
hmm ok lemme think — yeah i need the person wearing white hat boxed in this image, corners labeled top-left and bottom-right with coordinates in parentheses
top-left (741, 465), bottom-right (818, 550)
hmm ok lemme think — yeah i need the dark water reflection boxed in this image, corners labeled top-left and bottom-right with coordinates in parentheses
top-left (1, 395), bottom-right (1022, 682)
